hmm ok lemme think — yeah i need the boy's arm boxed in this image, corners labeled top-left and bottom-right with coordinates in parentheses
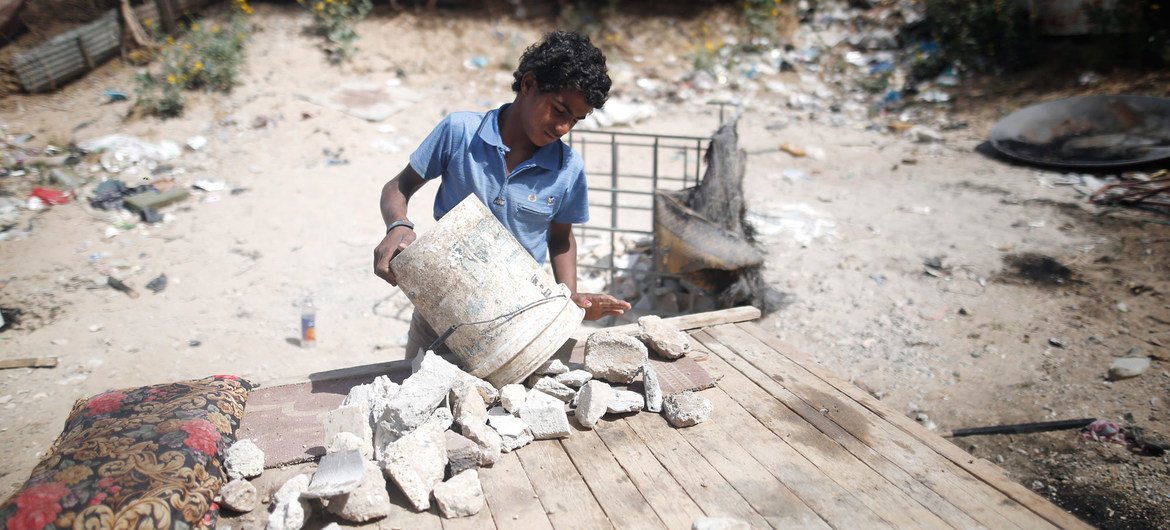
top-left (549, 222), bottom-right (631, 320)
top-left (374, 165), bottom-right (427, 286)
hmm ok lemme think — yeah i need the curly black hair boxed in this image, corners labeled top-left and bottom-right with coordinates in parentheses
top-left (512, 31), bottom-right (611, 109)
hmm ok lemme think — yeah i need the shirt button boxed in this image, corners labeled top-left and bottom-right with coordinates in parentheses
top-left (494, 197), bottom-right (505, 206)
top-left (528, 194), bottom-right (536, 202)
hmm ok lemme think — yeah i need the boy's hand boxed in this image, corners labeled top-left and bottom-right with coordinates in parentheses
top-left (572, 293), bottom-right (631, 321)
top-left (374, 226), bottom-right (417, 286)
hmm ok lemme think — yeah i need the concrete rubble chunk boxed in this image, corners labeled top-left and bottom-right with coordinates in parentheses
top-left (535, 358), bottom-right (570, 376)
top-left (433, 469), bottom-right (484, 519)
top-left (451, 382), bottom-right (488, 427)
top-left (460, 416), bottom-right (502, 466)
top-left (663, 391), bottom-right (713, 428)
top-left (218, 478), bottom-right (257, 513)
top-left (379, 351), bottom-right (462, 442)
top-left (378, 407), bottom-right (454, 459)
top-left (325, 432), bottom-right (366, 457)
top-left (607, 390), bottom-right (646, 414)
top-left (305, 449), bottom-right (364, 498)
top-left (266, 474), bottom-right (310, 530)
top-left (584, 331), bottom-right (648, 383)
top-left (500, 383), bottom-right (527, 413)
top-left (487, 412), bottom-right (533, 452)
top-left (643, 363), bottom-right (663, 413)
top-left (519, 391), bottom-right (572, 439)
top-left (533, 376), bottom-right (576, 403)
top-left (326, 460), bottom-right (392, 523)
top-left (224, 439), bottom-right (265, 480)
top-left (446, 430), bottom-right (482, 477)
top-left (692, 516), bottom-right (751, 530)
top-left (366, 375), bottom-right (402, 429)
top-left (637, 315), bottom-right (692, 359)
top-left (413, 350), bottom-right (498, 406)
top-left (1108, 357), bottom-right (1151, 381)
top-left (575, 380), bottom-right (612, 429)
top-left (321, 402), bottom-right (373, 460)
top-left (378, 418), bottom-right (448, 511)
top-left (341, 383), bottom-right (372, 408)
top-left (555, 369), bottom-right (592, 388)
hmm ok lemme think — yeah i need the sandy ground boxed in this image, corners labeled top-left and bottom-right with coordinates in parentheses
top-left (1, 3), bottom-right (1168, 527)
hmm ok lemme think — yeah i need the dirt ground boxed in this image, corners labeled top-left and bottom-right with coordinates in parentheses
top-left (1, 3), bottom-right (1168, 528)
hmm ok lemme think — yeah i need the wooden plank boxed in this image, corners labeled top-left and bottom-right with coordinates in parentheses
top-left (479, 450), bottom-right (551, 529)
top-left (558, 424), bottom-right (667, 530)
top-left (692, 330), bottom-right (964, 529)
top-left (515, 439), bottom-right (612, 529)
top-left (593, 420), bottom-right (706, 529)
top-left (571, 305), bottom-right (760, 341)
top-left (622, 411), bottom-right (770, 528)
top-left (705, 324), bottom-right (1052, 529)
top-left (440, 482), bottom-right (497, 530)
top-left (670, 405), bottom-right (833, 529)
top-left (0, 356), bottom-right (58, 369)
top-left (737, 322), bottom-right (1094, 530)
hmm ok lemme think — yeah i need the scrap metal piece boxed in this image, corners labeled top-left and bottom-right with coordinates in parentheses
top-left (304, 449), bottom-right (364, 498)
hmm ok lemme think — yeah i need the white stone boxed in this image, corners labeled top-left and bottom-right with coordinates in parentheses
top-left (378, 419), bottom-right (448, 511)
top-left (533, 377), bottom-right (575, 403)
top-left (433, 469), bottom-right (484, 519)
top-left (663, 391), bottom-right (713, 428)
top-left (1109, 357), bottom-right (1151, 380)
top-left (224, 439), bottom-right (265, 480)
top-left (500, 383), bottom-right (527, 413)
top-left (607, 390), bottom-right (645, 414)
top-left (575, 380), bottom-right (612, 429)
top-left (378, 407), bottom-right (453, 459)
top-left (379, 352), bottom-right (462, 441)
top-left (326, 460), bottom-right (392, 523)
top-left (643, 363), bottom-right (663, 413)
top-left (266, 474), bottom-right (310, 530)
top-left (451, 382), bottom-right (488, 427)
top-left (325, 432), bottom-right (367, 457)
top-left (446, 430), bottom-right (482, 477)
top-left (460, 416), bottom-right (502, 466)
top-left (413, 350), bottom-right (498, 406)
top-left (305, 450), bottom-right (364, 498)
top-left (555, 369), bottom-right (592, 388)
top-left (584, 331), bottom-right (647, 383)
top-left (692, 516), bottom-right (751, 530)
top-left (535, 358), bottom-right (570, 376)
top-left (519, 392), bottom-right (572, 439)
top-left (218, 478), bottom-right (257, 513)
top-left (487, 413), bottom-right (533, 452)
top-left (637, 315), bottom-right (692, 359)
top-left (320, 402), bottom-right (373, 460)
top-left (366, 375), bottom-right (402, 430)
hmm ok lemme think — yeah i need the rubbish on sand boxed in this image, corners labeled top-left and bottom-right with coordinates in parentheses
top-left (0, 357), bottom-right (59, 370)
top-left (943, 418), bottom-right (1095, 438)
top-left (107, 276), bottom-right (139, 298)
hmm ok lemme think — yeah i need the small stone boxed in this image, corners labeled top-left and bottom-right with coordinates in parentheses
top-left (519, 391), bottom-right (572, 439)
top-left (533, 377), bottom-right (576, 403)
top-left (321, 402), bottom-right (373, 460)
top-left (607, 390), bottom-right (645, 414)
top-left (325, 432), bottom-right (367, 457)
top-left (224, 439), bottom-right (265, 480)
top-left (219, 479), bottom-right (257, 513)
top-left (451, 382), bottom-right (488, 427)
top-left (460, 416), bottom-right (502, 466)
top-left (910, 125), bottom-right (944, 143)
top-left (637, 315), bottom-right (692, 359)
top-left (378, 419), bottom-right (448, 511)
top-left (692, 516), bottom-right (751, 530)
top-left (500, 384), bottom-right (527, 413)
top-left (584, 331), bottom-right (647, 384)
top-left (554, 369), bottom-right (592, 388)
top-left (663, 391), bottom-right (712, 428)
top-left (487, 413), bottom-right (533, 452)
top-left (305, 450), bottom-right (364, 498)
top-left (433, 469), bottom-right (484, 519)
top-left (1117, 302), bottom-right (1129, 313)
top-left (266, 474), bottom-right (310, 530)
top-left (326, 460), bottom-right (392, 523)
top-left (1108, 357), bottom-right (1151, 381)
top-left (88, 324), bottom-right (103, 332)
top-left (446, 430), bottom-right (482, 477)
top-left (1048, 337), bottom-right (1067, 348)
top-left (643, 363), bottom-right (663, 413)
top-left (535, 358), bottom-right (569, 376)
top-left (575, 380), bottom-right (612, 429)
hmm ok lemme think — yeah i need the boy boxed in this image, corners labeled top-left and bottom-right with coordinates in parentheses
top-left (373, 31), bottom-right (631, 358)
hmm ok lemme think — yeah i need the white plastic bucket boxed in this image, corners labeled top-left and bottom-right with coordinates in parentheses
top-left (391, 195), bottom-right (585, 387)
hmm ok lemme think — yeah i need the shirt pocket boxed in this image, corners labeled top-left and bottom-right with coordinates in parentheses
top-left (515, 200), bottom-right (555, 222)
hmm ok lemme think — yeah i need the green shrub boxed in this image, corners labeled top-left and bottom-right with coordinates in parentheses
top-left (924, 0), bottom-right (1036, 72)
top-left (135, 16), bottom-right (251, 118)
top-left (299, 0), bottom-right (373, 63)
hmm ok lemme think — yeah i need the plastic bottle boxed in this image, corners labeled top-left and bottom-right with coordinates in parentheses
top-left (300, 296), bottom-right (316, 348)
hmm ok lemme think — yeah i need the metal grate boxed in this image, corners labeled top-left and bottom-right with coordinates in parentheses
top-left (566, 129), bottom-right (711, 304)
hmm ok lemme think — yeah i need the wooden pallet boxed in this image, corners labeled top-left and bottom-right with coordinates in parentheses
top-left (236, 308), bottom-right (1089, 529)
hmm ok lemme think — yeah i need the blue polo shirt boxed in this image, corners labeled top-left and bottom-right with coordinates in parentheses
top-left (409, 104), bottom-right (590, 264)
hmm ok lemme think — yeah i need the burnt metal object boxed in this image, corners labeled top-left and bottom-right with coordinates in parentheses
top-left (1091, 170), bottom-right (1170, 214)
top-left (989, 95), bottom-right (1170, 168)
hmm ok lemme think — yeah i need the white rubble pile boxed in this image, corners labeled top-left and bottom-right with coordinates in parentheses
top-left (266, 474), bottom-right (310, 530)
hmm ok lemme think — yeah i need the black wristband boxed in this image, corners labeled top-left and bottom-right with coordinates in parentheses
top-left (386, 219), bottom-right (415, 234)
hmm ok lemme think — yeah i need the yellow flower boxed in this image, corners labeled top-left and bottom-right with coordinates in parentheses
top-left (315, 2), bottom-right (324, 10)
top-left (212, 25), bottom-right (221, 33)
top-left (191, 23), bottom-right (201, 32)
top-left (166, 74), bottom-right (177, 85)
top-left (193, 60), bottom-right (204, 72)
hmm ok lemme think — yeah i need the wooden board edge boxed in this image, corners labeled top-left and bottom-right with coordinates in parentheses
top-left (571, 306), bottom-right (762, 341)
top-left (734, 322), bottom-right (1094, 530)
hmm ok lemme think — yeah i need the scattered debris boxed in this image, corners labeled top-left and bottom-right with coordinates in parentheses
top-left (146, 274), bottom-right (167, 294)
top-left (218, 479), bottom-right (257, 513)
top-left (304, 449), bottom-right (364, 498)
top-left (432, 469), bottom-right (484, 519)
top-left (224, 439), bottom-right (265, 480)
top-left (607, 390), bottom-right (646, 414)
top-left (325, 460), bottom-right (392, 522)
top-left (637, 315), bottom-right (692, 359)
top-left (266, 474), bottom-right (311, 530)
top-left (575, 380), bottom-right (612, 429)
top-left (1082, 419), bottom-right (1126, 445)
top-left (584, 330), bottom-right (647, 384)
top-left (663, 391), bottom-right (713, 428)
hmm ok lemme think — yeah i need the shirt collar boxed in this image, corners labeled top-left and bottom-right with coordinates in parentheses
top-left (478, 104), bottom-right (564, 171)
